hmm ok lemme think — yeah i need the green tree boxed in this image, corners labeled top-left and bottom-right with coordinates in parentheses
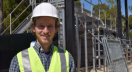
top-left (93, 3), bottom-right (109, 20)
top-left (129, 31), bottom-right (132, 37)
top-left (123, 15), bottom-right (132, 37)
top-left (105, 0), bottom-right (117, 18)
top-left (129, 6), bottom-right (132, 13)
top-left (93, 1), bottom-right (128, 37)
top-left (3, 0), bottom-right (31, 34)
top-left (129, 15), bottom-right (132, 29)
top-left (106, 0), bottom-right (117, 8)
top-left (93, 3), bottom-right (117, 27)
top-left (74, 0), bottom-right (81, 6)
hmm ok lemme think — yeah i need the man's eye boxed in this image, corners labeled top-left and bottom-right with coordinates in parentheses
top-left (48, 26), bottom-right (53, 27)
top-left (39, 25), bottom-right (44, 27)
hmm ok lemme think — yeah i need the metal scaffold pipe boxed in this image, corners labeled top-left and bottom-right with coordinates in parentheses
top-left (81, 0), bottom-right (83, 13)
top-left (91, 0), bottom-right (92, 17)
top-left (79, 38), bottom-right (81, 69)
top-left (76, 13), bottom-right (80, 72)
top-left (10, 14), bottom-right (11, 34)
top-left (98, 0), bottom-right (101, 69)
top-left (115, 17), bottom-right (116, 31)
top-left (62, 8), bottom-right (66, 50)
top-left (98, 20), bottom-right (101, 68)
top-left (84, 16), bottom-right (88, 72)
top-left (98, 0), bottom-right (100, 20)
top-left (105, 12), bottom-right (106, 28)
top-left (92, 18), bottom-right (96, 72)
top-left (110, 14), bottom-right (111, 28)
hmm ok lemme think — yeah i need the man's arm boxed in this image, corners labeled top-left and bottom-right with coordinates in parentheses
top-left (69, 52), bottom-right (75, 72)
top-left (9, 55), bottom-right (20, 72)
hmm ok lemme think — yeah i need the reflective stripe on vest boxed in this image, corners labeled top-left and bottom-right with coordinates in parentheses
top-left (17, 46), bottom-right (69, 72)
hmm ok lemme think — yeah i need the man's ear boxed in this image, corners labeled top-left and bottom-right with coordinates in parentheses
top-left (55, 28), bottom-right (58, 33)
top-left (31, 24), bottom-right (35, 32)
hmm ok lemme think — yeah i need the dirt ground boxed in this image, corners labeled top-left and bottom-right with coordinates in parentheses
top-left (89, 63), bottom-right (132, 72)
top-left (128, 64), bottom-right (132, 72)
top-left (129, 68), bottom-right (132, 72)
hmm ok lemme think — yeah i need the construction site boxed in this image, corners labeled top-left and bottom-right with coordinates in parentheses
top-left (0, 0), bottom-right (132, 72)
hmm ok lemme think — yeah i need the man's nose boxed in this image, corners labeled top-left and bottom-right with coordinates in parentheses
top-left (43, 27), bottom-right (49, 34)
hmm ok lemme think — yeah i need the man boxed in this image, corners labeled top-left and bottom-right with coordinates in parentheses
top-left (9, 2), bottom-right (74, 72)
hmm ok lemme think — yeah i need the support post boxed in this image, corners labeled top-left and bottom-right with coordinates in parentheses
top-left (115, 17), bottom-right (117, 38)
top-left (62, 8), bottom-right (66, 49)
top-left (65, 0), bottom-right (76, 71)
top-left (84, 16), bottom-right (88, 72)
top-left (125, 0), bottom-right (129, 43)
top-left (91, 0), bottom-right (92, 17)
top-left (35, 0), bottom-right (36, 6)
top-left (81, 0), bottom-right (83, 13)
top-left (110, 14), bottom-right (112, 30)
top-left (10, 14), bottom-right (11, 34)
top-left (79, 38), bottom-right (81, 67)
top-left (0, 0), bottom-right (3, 34)
top-left (92, 18), bottom-right (96, 72)
top-left (105, 12), bottom-right (106, 28)
top-left (98, 0), bottom-right (100, 20)
top-left (76, 13), bottom-right (80, 72)
top-left (91, 0), bottom-right (95, 71)
top-left (98, 20), bottom-right (101, 68)
top-left (117, 0), bottom-right (122, 38)
top-left (98, 0), bottom-right (101, 69)
top-left (115, 17), bottom-right (116, 31)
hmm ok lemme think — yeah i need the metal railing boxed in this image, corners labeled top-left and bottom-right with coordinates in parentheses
top-left (0, 0), bottom-right (25, 34)
top-left (0, 0), bottom-right (35, 35)
top-left (121, 39), bottom-right (132, 62)
top-left (12, 13), bottom-right (32, 34)
top-left (1, 4), bottom-right (31, 35)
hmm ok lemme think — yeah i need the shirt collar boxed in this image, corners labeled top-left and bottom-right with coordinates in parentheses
top-left (33, 41), bottom-right (54, 54)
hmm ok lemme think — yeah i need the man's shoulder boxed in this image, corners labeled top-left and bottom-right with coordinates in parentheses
top-left (11, 48), bottom-right (28, 60)
top-left (57, 47), bottom-right (73, 57)
top-left (9, 48), bottom-right (30, 69)
top-left (17, 46), bottom-right (34, 54)
top-left (11, 55), bottom-right (18, 61)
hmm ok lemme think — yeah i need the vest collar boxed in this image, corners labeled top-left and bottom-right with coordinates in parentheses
top-left (33, 41), bottom-right (54, 54)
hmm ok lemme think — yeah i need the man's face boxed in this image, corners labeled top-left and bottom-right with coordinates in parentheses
top-left (32, 16), bottom-right (57, 45)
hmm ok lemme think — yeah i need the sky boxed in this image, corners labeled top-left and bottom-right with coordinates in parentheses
top-left (83, 0), bottom-right (132, 16)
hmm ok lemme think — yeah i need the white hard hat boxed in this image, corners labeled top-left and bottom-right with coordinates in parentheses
top-left (31, 2), bottom-right (59, 23)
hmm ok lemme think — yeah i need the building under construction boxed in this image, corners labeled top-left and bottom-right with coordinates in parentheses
top-left (0, 0), bottom-right (132, 72)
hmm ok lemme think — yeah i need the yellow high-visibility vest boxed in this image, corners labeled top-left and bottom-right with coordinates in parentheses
top-left (17, 46), bottom-right (69, 72)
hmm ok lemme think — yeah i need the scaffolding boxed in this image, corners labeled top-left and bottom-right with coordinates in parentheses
top-left (57, 0), bottom-right (130, 72)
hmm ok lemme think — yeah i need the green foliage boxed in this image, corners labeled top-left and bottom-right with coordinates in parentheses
top-left (123, 15), bottom-right (132, 33)
top-left (129, 15), bottom-right (132, 29)
top-left (93, 1), bottom-right (128, 34)
top-left (105, 0), bottom-right (117, 8)
top-left (74, 0), bottom-right (81, 6)
top-left (129, 6), bottom-right (132, 13)
top-left (93, 3), bottom-right (109, 20)
top-left (129, 31), bottom-right (132, 37)
top-left (3, 0), bottom-right (31, 34)
top-left (93, 3), bottom-right (117, 21)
